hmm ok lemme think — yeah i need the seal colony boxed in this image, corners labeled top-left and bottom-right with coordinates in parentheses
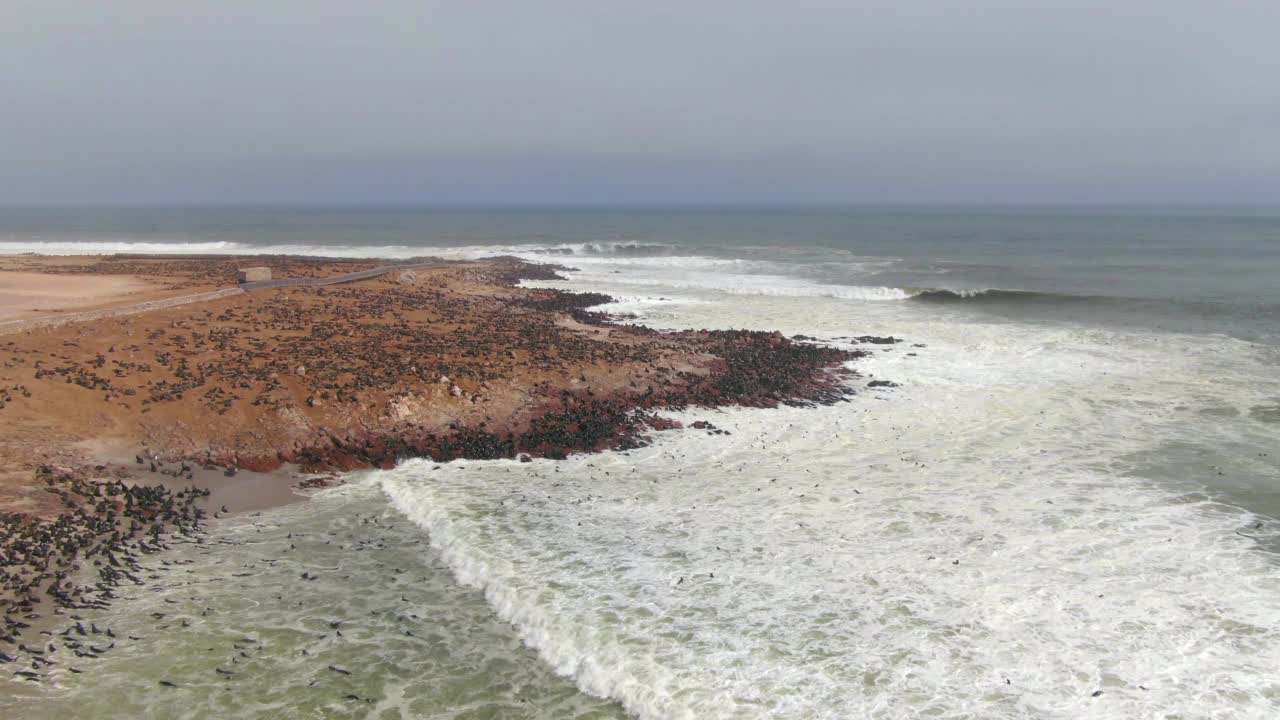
top-left (0, 254), bottom-right (886, 676)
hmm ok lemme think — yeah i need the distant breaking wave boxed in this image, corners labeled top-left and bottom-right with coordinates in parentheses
top-left (708, 285), bottom-right (1069, 304)
top-left (0, 238), bottom-right (1073, 307)
top-left (560, 268), bottom-right (1058, 304)
top-left (0, 240), bottom-right (765, 275)
top-left (525, 242), bottom-right (677, 257)
top-left (907, 287), bottom-right (1075, 303)
top-left (0, 238), bottom-right (682, 261)
top-left (0, 239), bottom-right (430, 259)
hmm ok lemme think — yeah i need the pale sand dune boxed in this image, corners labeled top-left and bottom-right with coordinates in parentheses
top-left (0, 271), bottom-right (170, 320)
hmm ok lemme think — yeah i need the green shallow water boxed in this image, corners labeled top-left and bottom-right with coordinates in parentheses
top-left (0, 481), bottom-right (623, 720)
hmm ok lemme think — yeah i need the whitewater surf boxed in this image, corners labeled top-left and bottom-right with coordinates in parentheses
top-left (4, 207), bottom-right (1278, 718)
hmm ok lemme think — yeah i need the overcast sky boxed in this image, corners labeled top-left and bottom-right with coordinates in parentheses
top-left (2, 1), bottom-right (1278, 205)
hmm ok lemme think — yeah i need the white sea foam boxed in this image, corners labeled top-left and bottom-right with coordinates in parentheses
top-left (0, 239), bottom-right (432, 258)
top-left (522, 256), bottom-right (1012, 303)
top-left (8, 233), bottom-right (1279, 718)
top-left (0, 483), bottom-right (622, 719)
top-left (381, 276), bottom-right (1280, 719)
top-left (594, 274), bottom-right (916, 301)
top-left (525, 266), bottom-right (918, 302)
top-left (0, 238), bottom-right (697, 261)
top-left (0, 239), bottom-right (250, 256)
top-left (0, 237), bottom-right (994, 306)
top-left (1, 238), bottom-right (925, 303)
top-left (0, 238), bottom-right (582, 260)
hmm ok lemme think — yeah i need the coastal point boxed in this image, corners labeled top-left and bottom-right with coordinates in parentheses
top-left (0, 253), bottom-right (865, 671)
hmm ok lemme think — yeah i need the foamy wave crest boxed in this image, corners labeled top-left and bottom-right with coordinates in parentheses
top-left (0, 239), bottom-right (439, 259)
top-left (0, 238), bottom-right (696, 263)
top-left (547, 266), bottom-right (1062, 305)
top-left (909, 287), bottom-right (1062, 303)
top-left (0, 238), bottom-right (615, 262)
top-left (381, 465), bottom-right (694, 720)
top-left (372, 284), bottom-right (1280, 719)
top-left (720, 282), bottom-right (915, 301)
top-left (523, 241), bottom-right (677, 257)
top-left (0, 240), bottom-right (248, 256)
top-left (549, 270), bottom-right (917, 301)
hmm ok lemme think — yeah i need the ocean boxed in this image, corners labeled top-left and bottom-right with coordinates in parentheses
top-left (3, 207), bottom-right (1279, 718)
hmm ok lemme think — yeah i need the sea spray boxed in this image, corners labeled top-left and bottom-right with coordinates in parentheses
top-left (381, 464), bottom-right (700, 719)
top-left (375, 280), bottom-right (1280, 719)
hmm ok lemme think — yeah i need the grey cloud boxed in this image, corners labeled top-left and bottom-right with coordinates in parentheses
top-left (2, 1), bottom-right (1278, 204)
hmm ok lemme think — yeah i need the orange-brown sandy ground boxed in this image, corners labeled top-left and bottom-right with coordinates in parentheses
top-left (0, 254), bottom-right (868, 661)
top-left (1, 255), bottom-right (861, 514)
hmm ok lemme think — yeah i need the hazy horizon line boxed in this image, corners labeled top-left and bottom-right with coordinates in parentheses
top-left (3, 202), bottom-right (1279, 212)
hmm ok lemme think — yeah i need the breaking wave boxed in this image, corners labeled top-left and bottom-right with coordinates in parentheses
top-left (549, 268), bottom-right (1063, 304)
top-left (0, 239), bottom-right (432, 259)
top-left (907, 288), bottom-right (1074, 303)
top-left (524, 242), bottom-right (678, 257)
top-left (0, 238), bottom-right (681, 260)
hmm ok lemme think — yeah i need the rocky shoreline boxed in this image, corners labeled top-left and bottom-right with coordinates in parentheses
top-left (0, 254), bottom-right (884, 677)
top-left (285, 325), bottom-right (862, 470)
